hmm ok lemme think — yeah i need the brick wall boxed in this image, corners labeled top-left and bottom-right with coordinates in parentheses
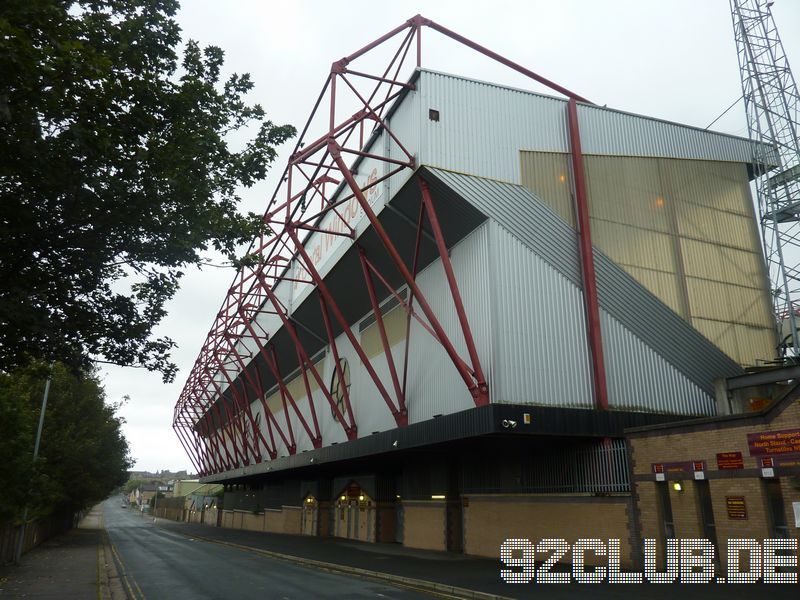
top-left (218, 506), bottom-right (301, 534)
top-left (462, 495), bottom-right (634, 567)
top-left (630, 399), bottom-right (800, 473)
top-left (402, 502), bottom-right (446, 551)
top-left (629, 395), bottom-right (800, 565)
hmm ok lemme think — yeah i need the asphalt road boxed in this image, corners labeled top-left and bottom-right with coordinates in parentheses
top-left (101, 499), bottom-right (430, 600)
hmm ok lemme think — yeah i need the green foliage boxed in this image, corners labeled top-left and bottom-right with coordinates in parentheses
top-left (0, 1), bottom-right (295, 381)
top-left (124, 478), bottom-right (148, 494)
top-left (0, 363), bottom-right (133, 521)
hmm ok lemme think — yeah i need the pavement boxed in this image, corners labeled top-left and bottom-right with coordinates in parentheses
top-left (150, 517), bottom-right (800, 600)
top-left (0, 506), bottom-right (125, 599)
top-left (2, 504), bottom-right (799, 600)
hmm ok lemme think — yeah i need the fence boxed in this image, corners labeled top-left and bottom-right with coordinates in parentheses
top-left (152, 495), bottom-right (186, 521)
top-left (0, 511), bottom-right (77, 565)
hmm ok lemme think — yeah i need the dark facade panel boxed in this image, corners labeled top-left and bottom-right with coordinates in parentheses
top-left (202, 403), bottom-right (681, 484)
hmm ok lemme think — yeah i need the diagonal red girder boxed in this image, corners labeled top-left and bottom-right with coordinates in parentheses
top-left (174, 15), bottom-right (590, 475)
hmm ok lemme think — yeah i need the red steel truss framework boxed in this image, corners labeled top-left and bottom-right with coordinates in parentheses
top-left (173, 15), bottom-right (602, 476)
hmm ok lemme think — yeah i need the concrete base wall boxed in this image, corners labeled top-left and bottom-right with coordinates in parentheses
top-left (463, 495), bottom-right (634, 567)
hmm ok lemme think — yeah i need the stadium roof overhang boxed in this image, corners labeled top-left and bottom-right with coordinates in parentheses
top-left (200, 167), bottom-right (489, 433)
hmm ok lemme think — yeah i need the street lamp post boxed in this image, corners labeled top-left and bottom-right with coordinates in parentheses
top-left (14, 368), bottom-right (53, 564)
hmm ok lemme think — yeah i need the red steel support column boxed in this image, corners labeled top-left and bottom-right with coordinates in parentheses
top-left (417, 178), bottom-right (489, 405)
top-left (288, 339), bottom-right (324, 448)
top-left (358, 247), bottom-right (406, 416)
top-left (286, 227), bottom-right (406, 426)
top-left (401, 201), bottom-right (425, 400)
top-left (191, 395), bottom-right (231, 472)
top-left (223, 339), bottom-right (278, 459)
top-left (253, 281), bottom-right (354, 437)
top-left (330, 145), bottom-right (486, 405)
top-left (254, 369), bottom-right (279, 456)
top-left (211, 361), bottom-right (261, 464)
top-left (190, 410), bottom-right (222, 474)
top-left (173, 424), bottom-right (203, 475)
top-left (318, 296), bottom-right (358, 434)
top-left (567, 98), bottom-right (609, 411)
top-left (201, 372), bottom-right (249, 467)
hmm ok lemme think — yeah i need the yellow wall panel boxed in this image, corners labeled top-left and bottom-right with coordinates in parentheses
top-left (519, 151), bottom-right (574, 226)
top-left (591, 220), bottom-right (677, 274)
top-left (584, 156), bottom-right (671, 233)
top-left (360, 305), bottom-right (408, 359)
top-left (520, 152), bottom-right (775, 365)
top-left (734, 324), bottom-right (777, 366)
top-left (622, 266), bottom-right (683, 316)
top-left (693, 318), bottom-right (740, 361)
top-left (263, 356), bottom-right (325, 416)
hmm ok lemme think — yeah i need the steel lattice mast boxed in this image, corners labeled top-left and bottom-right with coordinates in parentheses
top-left (731, 0), bottom-right (800, 356)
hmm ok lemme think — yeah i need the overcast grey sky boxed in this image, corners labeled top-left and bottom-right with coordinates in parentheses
top-left (101, 0), bottom-right (800, 473)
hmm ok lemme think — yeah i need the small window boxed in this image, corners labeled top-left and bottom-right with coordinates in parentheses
top-left (428, 108), bottom-right (440, 122)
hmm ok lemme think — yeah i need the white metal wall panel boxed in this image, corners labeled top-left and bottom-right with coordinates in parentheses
top-left (385, 83), bottom-right (422, 201)
top-left (489, 221), bottom-right (594, 408)
top-left (600, 311), bottom-right (714, 416)
top-left (340, 326), bottom-right (406, 436)
top-left (415, 70), bottom-right (769, 185)
top-left (577, 103), bottom-right (772, 163)
top-left (420, 70), bottom-right (567, 183)
top-left (406, 223), bottom-right (493, 422)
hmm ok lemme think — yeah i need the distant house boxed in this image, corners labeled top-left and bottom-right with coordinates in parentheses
top-left (139, 483), bottom-right (158, 505)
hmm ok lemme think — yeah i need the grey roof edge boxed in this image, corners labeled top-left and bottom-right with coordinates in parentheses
top-left (420, 166), bottom-right (744, 395)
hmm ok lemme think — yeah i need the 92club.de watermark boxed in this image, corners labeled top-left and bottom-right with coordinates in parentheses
top-left (501, 538), bottom-right (799, 584)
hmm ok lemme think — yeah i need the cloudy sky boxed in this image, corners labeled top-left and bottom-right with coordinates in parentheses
top-left (101, 0), bottom-right (800, 473)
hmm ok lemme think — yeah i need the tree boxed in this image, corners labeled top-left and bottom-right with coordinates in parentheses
top-left (0, 362), bottom-right (133, 521)
top-left (124, 478), bottom-right (147, 494)
top-left (0, 1), bottom-right (295, 381)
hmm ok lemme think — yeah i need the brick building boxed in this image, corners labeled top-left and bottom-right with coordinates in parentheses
top-left (628, 370), bottom-right (800, 567)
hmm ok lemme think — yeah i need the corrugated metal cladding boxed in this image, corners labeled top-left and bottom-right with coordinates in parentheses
top-left (414, 69), bottom-right (767, 185)
top-left (576, 102), bottom-right (776, 162)
top-left (488, 220), bottom-right (593, 408)
top-left (522, 151), bottom-right (775, 367)
top-left (406, 223), bottom-right (493, 421)
top-left (422, 167), bottom-right (740, 409)
top-left (601, 311), bottom-right (713, 415)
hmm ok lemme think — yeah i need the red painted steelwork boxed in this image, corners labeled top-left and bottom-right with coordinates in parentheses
top-left (173, 15), bottom-right (591, 475)
top-left (358, 247), bottom-right (406, 415)
top-left (317, 296), bottom-right (358, 437)
top-left (417, 177), bottom-right (489, 405)
top-left (567, 98), bottom-right (609, 411)
top-left (287, 226), bottom-right (407, 427)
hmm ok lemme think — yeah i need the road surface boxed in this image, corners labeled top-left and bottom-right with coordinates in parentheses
top-left (102, 498), bottom-right (430, 599)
